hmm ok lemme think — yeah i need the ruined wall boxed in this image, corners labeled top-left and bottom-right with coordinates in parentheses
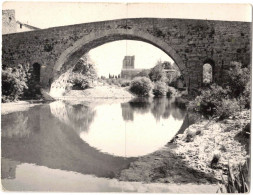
top-left (2, 10), bottom-right (17, 34)
top-left (2, 18), bottom-right (251, 90)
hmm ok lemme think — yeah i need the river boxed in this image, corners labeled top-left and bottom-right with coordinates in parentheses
top-left (1, 97), bottom-right (217, 192)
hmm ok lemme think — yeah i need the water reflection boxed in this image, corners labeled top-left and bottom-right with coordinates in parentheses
top-left (2, 105), bottom-right (133, 180)
top-left (121, 97), bottom-right (185, 122)
top-left (50, 101), bottom-right (96, 134)
top-left (80, 97), bottom-right (186, 157)
top-left (1, 97), bottom-right (187, 185)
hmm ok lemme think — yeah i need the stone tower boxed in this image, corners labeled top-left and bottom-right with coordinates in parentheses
top-left (2, 10), bottom-right (17, 34)
top-left (122, 56), bottom-right (135, 69)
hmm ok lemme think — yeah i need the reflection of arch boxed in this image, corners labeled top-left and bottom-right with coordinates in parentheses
top-left (50, 29), bottom-right (188, 92)
top-left (203, 59), bottom-right (215, 84)
top-left (32, 63), bottom-right (41, 83)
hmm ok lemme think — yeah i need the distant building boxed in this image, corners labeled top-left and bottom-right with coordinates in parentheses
top-left (121, 56), bottom-right (143, 79)
top-left (2, 9), bottom-right (40, 35)
top-left (123, 56), bottom-right (135, 69)
top-left (16, 20), bottom-right (40, 33)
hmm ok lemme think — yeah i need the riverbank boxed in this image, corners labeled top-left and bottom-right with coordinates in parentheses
top-left (62, 86), bottom-right (135, 99)
top-left (1, 101), bottom-right (43, 115)
top-left (118, 109), bottom-right (250, 185)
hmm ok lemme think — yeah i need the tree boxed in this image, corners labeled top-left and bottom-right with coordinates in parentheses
top-left (2, 64), bottom-right (30, 102)
top-left (130, 77), bottom-right (153, 97)
top-left (149, 61), bottom-right (167, 82)
top-left (225, 61), bottom-right (250, 98)
top-left (68, 54), bottom-right (97, 90)
top-left (136, 69), bottom-right (150, 78)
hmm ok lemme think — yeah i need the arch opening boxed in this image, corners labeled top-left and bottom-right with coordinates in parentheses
top-left (32, 63), bottom-right (41, 83)
top-left (49, 30), bottom-right (188, 97)
top-left (202, 59), bottom-right (215, 85)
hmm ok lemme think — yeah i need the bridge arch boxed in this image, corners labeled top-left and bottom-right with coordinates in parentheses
top-left (49, 28), bottom-right (188, 96)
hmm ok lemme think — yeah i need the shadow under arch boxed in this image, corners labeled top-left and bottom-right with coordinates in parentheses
top-left (49, 29), bottom-right (188, 92)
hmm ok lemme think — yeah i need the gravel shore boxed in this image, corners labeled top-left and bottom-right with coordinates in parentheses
top-left (118, 110), bottom-right (250, 185)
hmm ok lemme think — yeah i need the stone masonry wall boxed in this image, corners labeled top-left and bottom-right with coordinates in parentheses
top-left (2, 18), bottom-right (251, 90)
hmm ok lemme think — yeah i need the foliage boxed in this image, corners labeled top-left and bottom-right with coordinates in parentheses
top-left (153, 81), bottom-right (168, 97)
top-left (189, 61), bottom-right (250, 119)
top-left (2, 64), bottom-right (30, 102)
top-left (216, 98), bottom-right (240, 120)
top-left (149, 61), bottom-right (167, 82)
top-left (167, 86), bottom-right (177, 97)
top-left (68, 56), bottom-right (97, 89)
top-left (239, 80), bottom-right (251, 109)
top-left (120, 80), bottom-right (131, 87)
top-left (23, 65), bottom-right (42, 99)
top-left (225, 61), bottom-right (250, 98)
top-left (218, 160), bottom-right (249, 193)
top-left (135, 69), bottom-right (150, 78)
top-left (130, 77), bottom-right (153, 97)
top-left (188, 84), bottom-right (231, 117)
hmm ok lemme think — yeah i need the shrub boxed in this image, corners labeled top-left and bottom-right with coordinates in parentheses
top-left (153, 81), bottom-right (168, 97)
top-left (149, 61), bottom-right (167, 82)
top-left (185, 128), bottom-right (197, 142)
top-left (240, 80), bottom-right (251, 109)
top-left (167, 86), bottom-right (177, 97)
top-left (188, 84), bottom-right (231, 117)
top-left (210, 150), bottom-right (221, 168)
top-left (130, 77), bottom-right (153, 97)
top-left (135, 69), bottom-right (150, 78)
top-left (68, 56), bottom-right (97, 89)
top-left (120, 80), bottom-right (131, 87)
top-left (215, 98), bottom-right (240, 120)
top-left (218, 160), bottom-right (249, 193)
top-left (2, 64), bottom-right (29, 102)
top-left (225, 61), bottom-right (250, 98)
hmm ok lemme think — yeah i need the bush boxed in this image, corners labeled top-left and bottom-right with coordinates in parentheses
top-left (68, 56), bottom-right (97, 89)
top-left (188, 84), bottom-right (231, 117)
top-left (218, 159), bottom-right (249, 193)
top-left (167, 86), bottom-right (177, 97)
top-left (240, 80), bottom-right (251, 109)
top-left (225, 61), bottom-right (250, 98)
top-left (120, 80), bottom-right (130, 87)
top-left (153, 81), bottom-right (168, 97)
top-left (216, 98), bottom-right (240, 120)
top-left (149, 61), bottom-right (167, 82)
top-left (130, 77), bottom-right (153, 97)
top-left (2, 64), bottom-right (29, 102)
top-left (135, 69), bottom-right (150, 78)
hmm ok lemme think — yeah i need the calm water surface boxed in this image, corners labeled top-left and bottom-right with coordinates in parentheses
top-left (1, 97), bottom-right (188, 192)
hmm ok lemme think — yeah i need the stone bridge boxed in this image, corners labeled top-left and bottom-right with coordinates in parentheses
top-left (2, 18), bottom-right (251, 96)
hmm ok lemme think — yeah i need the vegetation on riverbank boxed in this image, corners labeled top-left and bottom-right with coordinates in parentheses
top-left (2, 64), bottom-right (42, 102)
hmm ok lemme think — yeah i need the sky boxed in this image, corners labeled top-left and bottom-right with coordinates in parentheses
top-left (2, 2), bottom-right (252, 76)
top-left (89, 40), bottom-right (172, 76)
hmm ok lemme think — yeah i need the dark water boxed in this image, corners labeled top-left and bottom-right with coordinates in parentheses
top-left (1, 97), bottom-right (188, 191)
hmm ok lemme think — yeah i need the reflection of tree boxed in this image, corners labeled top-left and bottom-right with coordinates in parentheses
top-left (1, 112), bottom-right (31, 138)
top-left (121, 103), bottom-right (134, 121)
top-left (170, 102), bottom-right (186, 121)
top-left (65, 104), bottom-right (96, 133)
top-left (128, 97), bottom-right (152, 114)
top-left (121, 97), bottom-right (186, 122)
top-left (151, 98), bottom-right (169, 121)
top-left (50, 101), bottom-right (96, 134)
